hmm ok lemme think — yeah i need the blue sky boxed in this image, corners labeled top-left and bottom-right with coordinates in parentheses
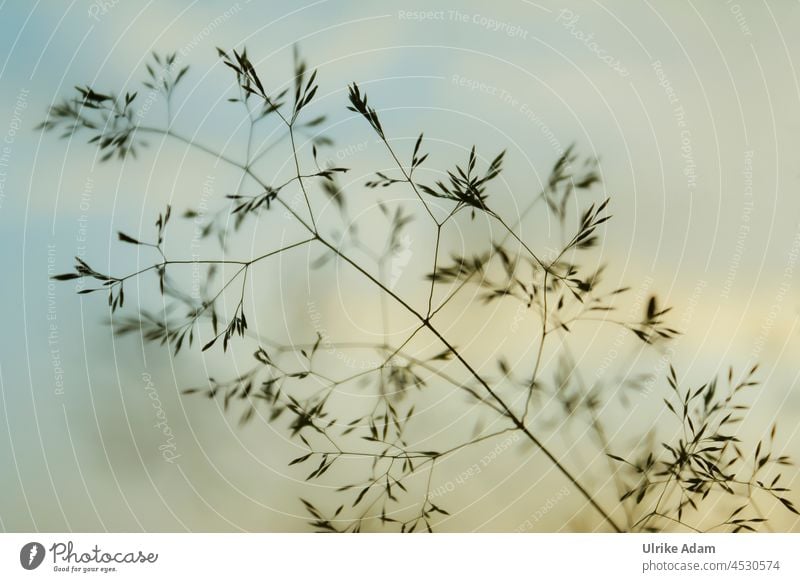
top-left (1, 0), bottom-right (800, 532)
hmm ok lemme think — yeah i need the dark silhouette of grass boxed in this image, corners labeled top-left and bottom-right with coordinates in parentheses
top-left (45, 48), bottom-right (797, 532)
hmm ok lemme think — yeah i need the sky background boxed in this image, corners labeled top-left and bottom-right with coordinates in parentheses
top-left (1, 0), bottom-right (800, 532)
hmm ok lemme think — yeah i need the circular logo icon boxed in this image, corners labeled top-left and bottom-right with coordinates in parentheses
top-left (20, 542), bottom-right (46, 570)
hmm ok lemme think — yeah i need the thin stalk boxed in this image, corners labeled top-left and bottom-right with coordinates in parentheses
top-left (137, 122), bottom-right (623, 533)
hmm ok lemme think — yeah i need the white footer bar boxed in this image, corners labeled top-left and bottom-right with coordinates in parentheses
top-left (1, 533), bottom-right (797, 580)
